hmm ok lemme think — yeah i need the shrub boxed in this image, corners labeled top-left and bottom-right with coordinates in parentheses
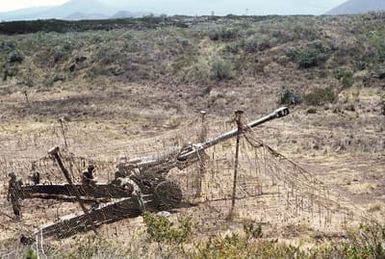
top-left (141, 14), bottom-right (165, 27)
top-left (280, 89), bottom-right (302, 105)
top-left (95, 46), bottom-right (122, 65)
top-left (194, 233), bottom-right (306, 258)
top-left (143, 211), bottom-right (193, 246)
top-left (293, 24), bottom-right (319, 41)
top-left (304, 87), bottom-right (337, 106)
top-left (287, 41), bottom-right (330, 69)
top-left (53, 47), bottom-right (70, 63)
top-left (195, 233), bottom-right (248, 258)
top-left (24, 248), bottom-right (38, 259)
top-left (341, 223), bottom-right (385, 259)
top-left (225, 43), bottom-right (241, 54)
top-left (243, 222), bottom-right (263, 240)
top-left (194, 223), bottom-right (385, 259)
top-left (122, 31), bottom-right (134, 41)
top-left (210, 58), bottom-right (234, 81)
top-left (183, 58), bottom-right (210, 83)
top-left (0, 41), bottom-right (16, 52)
top-left (8, 50), bottom-right (24, 63)
top-left (380, 94), bottom-right (385, 116)
top-left (209, 27), bottom-right (238, 41)
top-left (176, 36), bottom-right (190, 48)
top-left (335, 67), bottom-right (354, 88)
top-left (367, 30), bottom-right (385, 63)
top-left (295, 48), bottom-right (323, 68)
top-left (241, 35), bottom-right (271, 53)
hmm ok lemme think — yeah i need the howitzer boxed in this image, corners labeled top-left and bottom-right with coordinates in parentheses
top-left (21, 107), bottom-right (289, 203)
top-left (17, 107), bottom-right (289, 238)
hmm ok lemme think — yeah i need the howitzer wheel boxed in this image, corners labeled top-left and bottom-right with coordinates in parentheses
top-left (153, 181), bottom-right (182, 210)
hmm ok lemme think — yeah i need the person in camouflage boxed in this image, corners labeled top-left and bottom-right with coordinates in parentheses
top-left (30, 163), bottom-right (40, 185)
top-left (82, 164), bottom-right (96, 186)
top-left (31, 171), bottom-right (40, 185)
top-left (7, 172), bottom-right (23, 220)
top-left (2, 63), bottom-right (9, 81)
top-left (113, 165), bottom-right (145, 211)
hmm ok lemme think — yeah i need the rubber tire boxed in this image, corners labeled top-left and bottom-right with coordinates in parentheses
top-left (153, 181), bottom-right (182, 210)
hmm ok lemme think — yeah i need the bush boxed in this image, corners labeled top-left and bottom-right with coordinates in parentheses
top-left (143, 211), bottom-right (193, 246)
top-left (0, 41), bottom-right (16, 52)
top-left (183, 58), bottom-right (210, 83)
top-left (8, 50), bottom-right (24, 63)
top-left (335, 67), bottom-right (354, 88)
top-left (210, 58), bottom-right (234, 81)
top-left (194, 233), bottom-right (306, 258)
top-left (367, 30), bottom-right (385, 63)
top-left (241, 35), bottom-right (271, 53)
top-left (280, 89), bottom-right (302, 105)
top-left (243, 222), bottom-right (263, 240)
top-left (287, 41), bottom-right (330, 69)
top-left (95, 46), bottom-right (122, 65)
top-left (24, 248), bottom-right (38, 259)
top-left (304, 87), bottom-right (337, 106)
top-left (53, 47), bottom-right (70, 63)
top-left (209, 27), bottom-right (238, 41)
top-left (341, 223), bottom-right (385, 259)
top-left (194, 223), bottom-right (385, 259)
top-left (293, 24), bottom-right (319, 41)
top-left (176, 36), bottom-right (190, 48)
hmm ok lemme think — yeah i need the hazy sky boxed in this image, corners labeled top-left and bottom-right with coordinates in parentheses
top-left (0, 0), bottom-right (68, 12)
top-left (0, 0), bottom-right (347, 14)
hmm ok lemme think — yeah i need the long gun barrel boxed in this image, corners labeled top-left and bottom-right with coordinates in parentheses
top-left (134, 107), bottom-right (289, 172)
top-left (178, 107), bottom-right (289, 160)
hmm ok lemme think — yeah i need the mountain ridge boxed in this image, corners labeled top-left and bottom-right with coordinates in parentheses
top-left (327, 0), bottom-right (385, 15)
top-left (0, 0), bottom-right (141, 21)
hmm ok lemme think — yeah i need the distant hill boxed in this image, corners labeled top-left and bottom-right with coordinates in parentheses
top-left (327, 0), bottom-right (385, 15)
top-left (0, 0), bottom-right (143, 21)
top-left (111, 10), bottom-right (137, 19)
top-left (40, 0), bottom-right (115, 19)
top-left (0, 6), bottom-right (52, 21)
top-left (65, 12), bottom-right (108, 20)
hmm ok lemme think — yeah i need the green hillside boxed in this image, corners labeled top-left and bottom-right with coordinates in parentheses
top-left (1, 14), bottom-right (384, 105)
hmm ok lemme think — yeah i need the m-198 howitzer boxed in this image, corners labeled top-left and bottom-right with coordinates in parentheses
top-left (17, 107), bottom-right (289, 238)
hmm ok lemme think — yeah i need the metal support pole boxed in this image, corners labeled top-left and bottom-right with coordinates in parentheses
top-left (48, 146), bottom-right (98, 235)
top-left (23, 90), bottom-right (30, 106)
top-left (229, 110), bottom-right (243, 218)
top-left (58, 118), bottom-right (68, 148)
top-left (196, 110), bottom-right (207, 198)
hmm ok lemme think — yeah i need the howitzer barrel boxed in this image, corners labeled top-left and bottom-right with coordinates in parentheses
top-left (178, 107), bottom-right (289, 160)
top-left (132, 107), bottom-right (289, 172)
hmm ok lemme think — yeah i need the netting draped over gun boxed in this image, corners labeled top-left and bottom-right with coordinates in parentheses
top-left (15, 107), bottom-right (290, 238)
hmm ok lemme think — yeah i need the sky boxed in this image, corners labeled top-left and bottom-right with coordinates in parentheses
top-left (0, 0), bottom-right (68, 12)
top-left (0, 0), bottom-right (348, 14)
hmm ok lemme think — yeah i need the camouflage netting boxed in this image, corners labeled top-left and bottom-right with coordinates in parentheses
top-left (0, 111), bottom-right (368, 240)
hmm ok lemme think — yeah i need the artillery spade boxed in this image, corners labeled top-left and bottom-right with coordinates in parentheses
top-left (48, 146), bottom-right (98, 235)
